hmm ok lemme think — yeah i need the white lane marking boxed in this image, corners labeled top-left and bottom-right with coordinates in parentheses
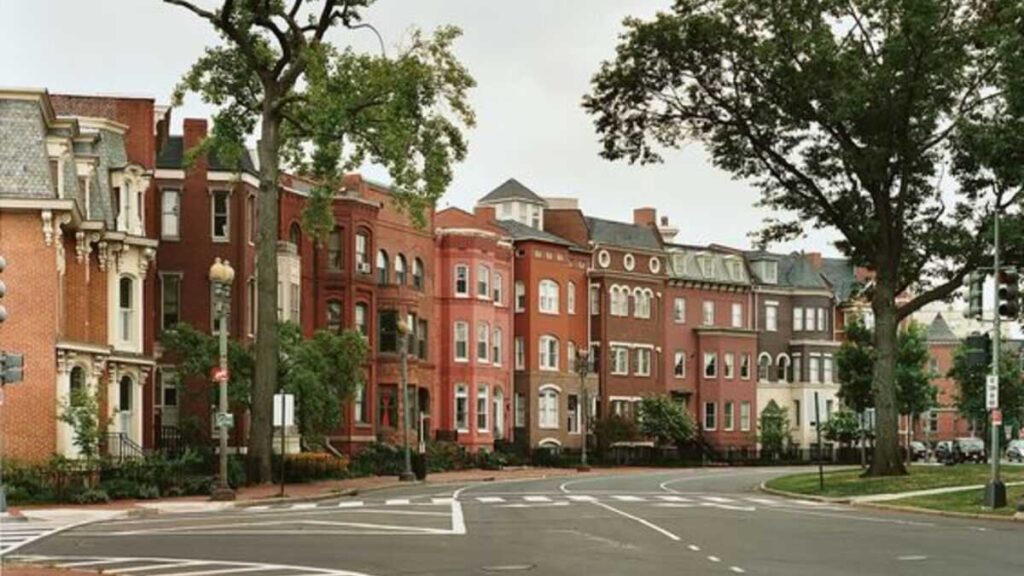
top-left (13, 555), bottom-right (376, 576)
top-left (476, 497), bottom-right (506, 503)
top-left (450, 499), bottom-right (466, 535)
top-left (701, 503), bottom-right (756, 512)
top-left (116, 561), bottom-right (203, 573)
top-left (658, 495), bottom-right (693, 502)
top-left (385, 499), bottom-right (411, 506)
top-left (337, 501), bottom-right (364, 508)
top-left (57, 559), bottom-right (138, 568)
top-left (652, 503), bottom-right (698, 509)
top-left (794, 499), bottom-right (827, 506)
top-left (160, 565), bottom-right (274, 576)
top-left (566, 495), bottom-right (597, 502)
top-left (897, 555), bottom-right (928, 561)
top-left (497, 502), bottom-right (571, 509)
top-left (688, 545), bottom-right (701, 552)
top-left (244, 506), bottom-right (270, 512)
top-left (659, 468), bottom-right (784, 492)
top-left (0, 518), bottom-right (99, 559)
top-left (611, 495), bottom-right (645, 502)
top-left (332, 509), bottom-right (450, 517)
top-left (523, 496), bottom-right (552, 502)
top-left (291, 503), bottom-right (318, 510)
top-left (729, 567), bottom-right (746, 573)
top-left (591, 502), bottom-right (681, 542)
top-left (431, 498), bottom-right (454, 505)
top-left (707, 556), bottom-right (721, 563)
top-left (745, 497), bottom-right (781, 506)
top-left (701, 496), bottom-right (736, 503)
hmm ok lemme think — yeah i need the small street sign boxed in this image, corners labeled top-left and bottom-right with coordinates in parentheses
top-left (273, 393), bottom-right (295, 427)
top-left (992, 409), bottom-right (1003, 427)
top-left (216, 412), bottom-right (234, 429)
top-left (212, 367), bottom-right (229, 383)
top-left (986, 374), bottom-right (999, 410)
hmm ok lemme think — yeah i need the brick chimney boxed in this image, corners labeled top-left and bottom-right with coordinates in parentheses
top-left (806, 251), bottom-right (823, 270)
top-left (633, 207), bottom-right (657, 227)
top-left (183, 118), bottom-right (208, 170)
top-left (474, 206), bottom-right (497, 222)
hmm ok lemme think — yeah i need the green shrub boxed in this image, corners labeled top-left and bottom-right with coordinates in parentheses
top-left (279, 453), bottom-right (349, 482)
top-left (349, 442), bottom-right (403, 476)
top-left (70, 488), bottom-right (110, 504)
top-left (101, 478), bottom-right (141, 500)
top-left (426, 441), bottom-right (469, 472)
top-left (474, 450), bottom-right (507, 471)
top-left (137, 484), bottom-right (161, 499)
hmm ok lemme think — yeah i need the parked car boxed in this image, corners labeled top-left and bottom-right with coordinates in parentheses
top-left (954, 437), bottom-right (986, 463)
top-left (935, 440), bottom-right (954, 463)
top-left (1006, 439), bottom-right (1024, 462)
top-left (909, 441), bottom-right (928, 462)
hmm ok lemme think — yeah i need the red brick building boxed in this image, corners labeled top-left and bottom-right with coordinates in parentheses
top-left (434, 206), bottom-right (514, 450)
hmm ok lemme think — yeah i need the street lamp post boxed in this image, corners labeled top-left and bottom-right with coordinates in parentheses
top-left (210, 258), bottom-right (236, 501)
top-left (397, 320), bottom-right (416, 482)
top-left (574, 350), bottom-right (591, 472)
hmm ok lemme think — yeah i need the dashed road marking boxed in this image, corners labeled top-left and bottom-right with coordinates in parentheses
top-left (729, 567), bottom-right (746, 573)
top-left (707, 556), bottom-right (721, 563)
top-left (611, 495), bottom-right (645, 502)
top-left (566, 495), bottom-right (597, 502)
top-left (688, 545), bottom-right (701, 552)
top-left (701, 496), bottom-right (735, 503)
top-left (657, 495), bottom-right (693, 502)
top-left (291, 503), bottom-right (318, 510)
top-left (384, 499), bottom-right (411, 506)
top-left (476, 497), bottom-right (505, 503)
top-left (897, 555), bottom-right (928, 561)
top-left (523, 496), bottom-right (551, 503)
top-left (337, 501), bottom-right (364, 508)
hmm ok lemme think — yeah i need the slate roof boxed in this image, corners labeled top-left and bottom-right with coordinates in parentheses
top-left (744, 251), bottom-right (830, 290)
top-left (478, 178), bottom-right (546, 205)
top-left (585, 216), bottom-right (662, 251)
top-left (496, 219), bottom-right (575, 247)
top-left (667, 246), bottom-right (750, 286)
top-left (820, 257), bottom-right (860, 301)
top-left (156, 136), bottom-right (257, 173)
top-left (927, 313), bottom-right (960, 343)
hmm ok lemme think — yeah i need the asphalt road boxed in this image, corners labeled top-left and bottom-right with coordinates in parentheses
top-left (12, 467), bottom-right (1024, 576)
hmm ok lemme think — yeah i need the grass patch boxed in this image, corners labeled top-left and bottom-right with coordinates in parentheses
top-left (765, 465), bottom-right (1024, 498)
top-left (893, 485), bottom-right (1024, 517)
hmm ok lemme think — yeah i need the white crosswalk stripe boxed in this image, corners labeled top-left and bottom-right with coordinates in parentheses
top-left (701, 496), bottom-right (736, 503)
top-left (476, 496), bottom-right (505, 503)
top-left (611, 495), bottom-right (645, 502)
top-left (385, 499), bottom-right (411, 506)
top-left (1, 523), bottom-right (62, 558)
top-left (657, 495), bottom-right (693, 502)
top-left (522, 496), bottom-right (551, 502)
top-left (565, 495), bottom-right (597, 502)
top-left (10, 555), bottom-right (376, 576)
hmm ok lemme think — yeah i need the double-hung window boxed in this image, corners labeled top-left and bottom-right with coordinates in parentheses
top-left (477, 265), bottom-right (490, 299)
top-left (765, 303), bottom-right (778, 331)
top-left (477, 323), bottom-right (490, 363)
top-left (703, 352), bottom-right (717, 378)
top-left (723, 353), bottom-right (735, 379)
top-left (476, 385), bottom-right (489, 432)
top-left (817, 308), bottom-right (827, 331)
top-left (538, 388), bottom-right (559, 429)
top-left (454, 321), bottom-right (469, 361)
top-left (455, 385), bottom-right (469, 431)
top-left (211, 190), bottom-right (230, 241)
top-left (539, 335), bottom-right (559, 370)
top-left (515, 281), bottom-right (526, 312)
top-left (702, 301), bottom-right (715, 325)
top-left (492, 328), bottom-right (503, 365)
top-left (634, 348), bottom-right (652, 376)
top-left (567, 281), bottom-right (576, 314)
top-left (539, 280), bottom-right (559, 314)
top-left (724, 402), bottom-right (735, 431)
top-left (704, 402), bottom-right (716, 431)
top-left (161, 189), bottom-right (180, 240)
top-left (455, 265), bottom-right (469, 296)
top-left (731, 303), bottom-right (743, 328)
top-left (514, 337), bottom-right (525, 370)
top-left (611, 347), bottom-right (629, 375)
top-left (493, 273), bottom-right (503, 304)
top-left (674, 351), bottom-right (686, 378)
top-left (740, 401), bottom-right (751, 431)
top-left (793, 307), bottom-right (804, 331)
top-left (673, 298), bottom-right (686, 323)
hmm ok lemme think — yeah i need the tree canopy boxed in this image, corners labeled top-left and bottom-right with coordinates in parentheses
top-left (584, 0), bottom-right (1024, 475)
top-left (636, 395), bottom-right (695, 448)
top-left (167, 0), bottom-right (474, 482)
top-left (949, 342), bottom-right (1024, 442)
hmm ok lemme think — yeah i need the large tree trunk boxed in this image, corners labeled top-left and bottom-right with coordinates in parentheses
top-left (866, 273), bottom-right (907, 477)
top-left (248, 107), bottom-right (282, 484)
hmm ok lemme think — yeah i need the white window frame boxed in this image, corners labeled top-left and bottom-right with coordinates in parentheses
top-left (809, 354), bottom-right (821, 383)
top-left (702, 300), bottom-right (715, 326)
top-left (673, 298), bottom-right (686, 323)
top-left (118, 275), bottom-right (135, 344)
top-left (674, 351), bottom-right (686, 378)
top-left (723, 353), bottom-right (735, 379)
top-left (514, 337), bottom-right (525, 370)
top-left (514, 393), bottom-right (526, 427)
top-left (731, 302), bottom-right (743, 328)
top-left (823, 354), bottom-right (834, 383)
top-left (476, 384), bottom-right (489, 433)
top-left (354, 382), bottom-right (368, 424)
top-left (703, 352), bottom-right (717, 378)
top-left (740, 401), bottom-right (751, 431)
top-left (567, 394), bottom-right (580, 434)
top-left (455, 384), bottom-right (469, 432)
top-left (634, 289), bottom-right (652, 319)
top-left (724, 401), bottom-right (735, 431)
top-left (590, 284), bottom-right (601, 314)
top-left (160, 188), bottom-right (181, 240)
top-left (493, 327), bottom-right (503, 366)
top-left (610, 286), bottom-right (628, 317)
top-left (740, 353), bottom-right (751, 380)
top-left (477, 322), bottom-right (490, 363)
top-left (703, 402), bottom-right (717, 431)
top-left (567, 281), bottom-right (576, 314)
top-left (211, 188), bottom-right (230, 242)
top-left (454, 264), bottom-right (469, 297)
top-left (160, 272), bottom-right (182, 331)
top-left (539, 279), bottom-right (559, 314)
top-left (454, 321), bottom-right (469, 362)
top-left (793, 307), bottom-right (804, 331)
top-left (817, 307), bottom-right (827, 331)
top-left (765, 303), bottom-right (778, 332)
top-left (538, 386), bottom-right (560, 429)
top-left (611, 346), bottom-right (629, 375)
top-left (634, 347), bottom-right (652, 376)
top-left (493, 272), bottom-right (504, 305)
top-left (477, 265), bottom-right (491, 300)
top-left (539, 335), bottom-right (559, 371)
top-left (515, 281), bottom-right (526, 312)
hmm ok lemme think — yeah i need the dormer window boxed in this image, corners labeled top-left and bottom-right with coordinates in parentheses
top-left (755, 260), bottom-right (778, 284)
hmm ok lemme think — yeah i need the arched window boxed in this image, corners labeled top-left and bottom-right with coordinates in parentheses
top-left (539, 279), bottom-right (559, 314)
top-left (776, 354), bottom-right (790, 383)
top-left (327, 227), bottom-right (342, 271)
top-left (538, 386), bottom-right (560, 429)
top-left (376, 250), bottom-right (389, 285)
top-left (354, 302), bottom-right (368, 336)
top-left (758, 353), bottom-right (773, 381)
top-left (634, 289), bottom-right (652, 319)
top-left (289, 221), bottom-right (302, 247)
top-left (119, 276), bottom-right (134, 342)
top-left (69, 366), bottom-right (86, 406)
top-left (326, 299), bottom-right (343, 331)
top-left (610, 286), bottom-right (629, 317)
top-left (413, 258), bottom-right (424, 290)
top-left (395, 254), bottom-right (407, 285)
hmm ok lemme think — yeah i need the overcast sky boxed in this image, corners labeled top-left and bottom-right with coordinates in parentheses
top-left (3, 0), bottom-right (840, 255)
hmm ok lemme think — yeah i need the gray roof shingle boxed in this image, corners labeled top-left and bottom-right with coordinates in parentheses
top-left (156, 136), bottom-right (257, 173)
top-left (744, 251), bottom-right (830, 290)
top-left (585, 216), bottom-right (661, 250)
top-left (927, 313), bottom-right (960, 343)
top-left (478, 178), bottom-right (546, 205)
top-left (496, 219), bottom-right (575, 246)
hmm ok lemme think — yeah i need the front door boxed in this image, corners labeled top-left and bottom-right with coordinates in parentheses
top-left (119, 375), bottom-right (134, 440)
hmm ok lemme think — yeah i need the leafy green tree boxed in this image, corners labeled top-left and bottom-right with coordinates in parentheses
top-left (949, 343), bottom-right (1024, 446)
top-left (583, 0), bottom-right (1023, 476)
top-left (279, 322), bottom-right (368, 444)
top-left (166, 0), bottom-right (475, 482)
top-left (836, 318), bottom-right (936, 417)
top-left (636, 395), bottom-right (695, 449)
top-left (821, 409), bottom-right (861, 448)
top-left (594, 414), bottom-right (639, 455)
top-left (160, 323), bottom-right (255, 409)
top-left (58, 387), bottom-right (108, 459)
top-left (759, 400), bottom-right (791, 456)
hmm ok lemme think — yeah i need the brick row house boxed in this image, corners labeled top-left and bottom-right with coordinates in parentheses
top-left (10, 88), bottom-right (968, 464)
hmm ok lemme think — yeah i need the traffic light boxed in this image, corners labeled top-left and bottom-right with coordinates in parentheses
top-left (964, 332), bottom-right (992, 369)
top-left (966, 271), bottom-right (984, 319)
top-left (0, 350), bottom-right (24, 385)
top-left (0, 254), bottom-right (7, 324)
top-left (998, 268), bottom-right (1020, 319)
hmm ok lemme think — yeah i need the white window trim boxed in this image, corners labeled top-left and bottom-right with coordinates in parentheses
top-left (476, 385), bottom-right (490, 433)
top-left (703, 402), bottom-right (717, 431)
top-left (477, 265), bottom-right (491, 300)
top-left (493, 328), bottom-right (503, 366)
top-left (702, 300), bottom-right (715, 326)
top-left (454, 264), bottom-right (470, 298)
top-left (514, 337), bottom-right (525, 370)
top-left (539, 335), bottom-right (559, 371)
top-left (514, 281), bottom-right (526, 313)
top-left (740, 353), bottom-right (752, 381)
top-left (567, 281), bottom-right (576, 315)
top-left (538, 386), bottom-right (560, 430)
top-left (477, 322), bottom-right (490, 364)
top-left (455, 384), bottom-right (469, 433)
top-left (673, 298), bottom-right (686, 324)
top-left (740, 401), bottom-right (752, 432)
top-left (723, 353), bottom-right (735, 379)
top-left (731, 302), bottom-right (743, 328)
top-left (160, 188), bottom-right (181, 241)
top-left (703, 352), bottom-right (717, 379)
top-left (493, 272), bottom-right (504, 306)
top-left (634, 347), bottom-right (651, 376)
top-left (673, 351), bottom-right (686, 379)
top-left (159, 272), bottom-right (183, 331)
top-left (611, 346), bottom-right (629, 375)
top-left (454, 321), bottom-right (469, 363)
top-left (210, 188), bottom-right (231, 243)
top-left (539, 279), bottom-right (559, 315)
top-left (724, 402), bottom-right (735, 431)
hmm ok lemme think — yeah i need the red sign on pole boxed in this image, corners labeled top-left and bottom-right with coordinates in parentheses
top-left (212, 367), bottom-right (229, 383)
top-left (992, 409), bottom-right (1003, 427)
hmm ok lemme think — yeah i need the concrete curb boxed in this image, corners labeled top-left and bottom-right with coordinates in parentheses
top-left (853, 500), bottom-right (1024, 523)
top-left (757, 482), bottom-right (852, 504)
